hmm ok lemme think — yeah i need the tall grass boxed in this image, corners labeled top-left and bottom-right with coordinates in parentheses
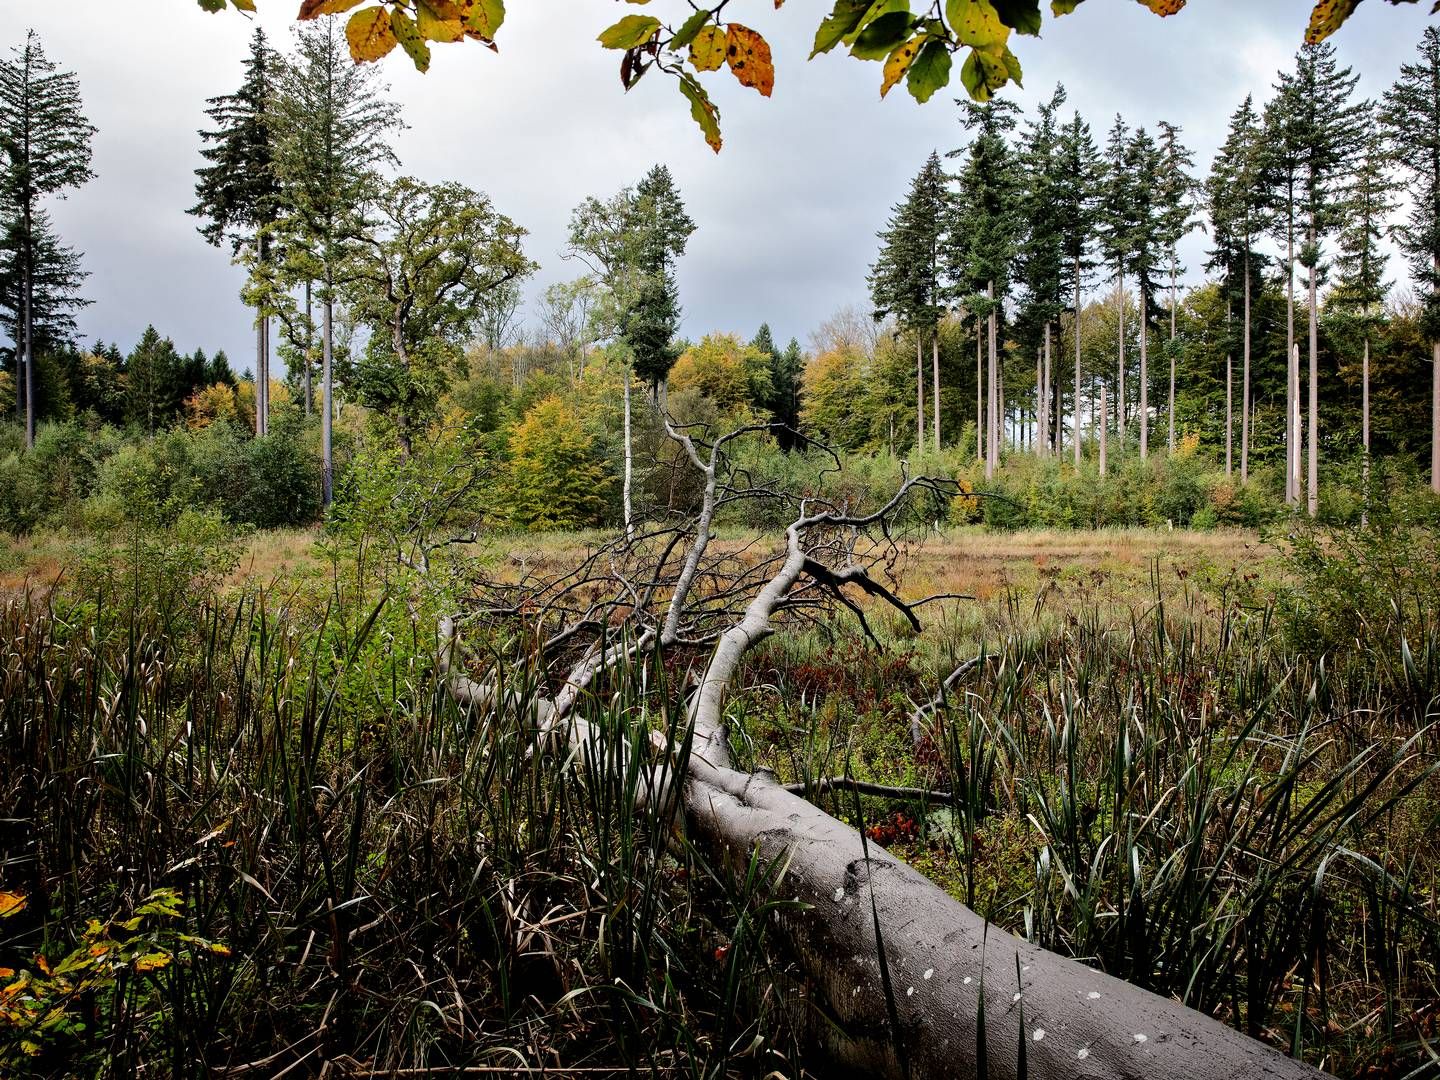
top-left (744, 565), bottom-right (1440, 1076)
top-left (0, 557), bottom-right (801, 1076)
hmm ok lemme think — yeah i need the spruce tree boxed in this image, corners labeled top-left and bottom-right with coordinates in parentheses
top-left (1277, 43), bottom-right (1367, 516)
top-left (627, 164), bottom-right (695, 390)
top-left (1332, 116), bottom-right (1395, 508)
top-left (1206, 96), bottom-right (1269, 483)
top-left (949, 101), bottom-right (1020, 478)
top-left (1155, 120), bottom-right (1198, 454)
top-left (1383, 26), bottom-right (1440, 493)
top-left (1098, 114), bottom-right (1135, 439)
top-left (1054, 110), bottom-right (1101, 465)
top-left (1124, 126), bottom-right (1164, 460)
top-left (1016, 85), bottom-right (1068, 457)
top-left (124, 326), bottom-right (183, 433)
top-left (870, 150), bottom-right (949, 451)
top-left (273, 16), bottom-right (401, 505)
top-left (751, 322), bottom-right (801, 447)
top-left (0, 29), bottom-right (95, 448)
top-left (191, 26), bottom-right (282, 436)
top-left (0, 206), bottom-right (88, 416)
top-left (1263, 88), bottom-right (1304, 503)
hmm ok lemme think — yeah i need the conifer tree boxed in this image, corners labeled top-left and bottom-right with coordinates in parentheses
top-left (751, 322), bottom-right (802, 447)
top-left (124, 326), bottom-right (183, 433)
top-left (1333, 117), bottom-right (1395, 507)
top-left (1277, 42), bottom-right (1367, 516)
top-left (949, 101), bottom-right (1021, 478)
top-left (1098, 114), bottom-right (1134, 438)
top-left (870, 150), bottom-right (949, 451)
top-left (1054, 110), bottom-right (1101, 465)
top-left (1383, 26), bottom-right (1440, 493)
top-left (1155, 120), bottom-right (1198, 454)
top-left (1016, 85), bottom-right (1068, 457)
top-left (626, 164), bottom-right (695, 392)
top-left (1264, 89), bottom-right (1304, 503)
top-left (192, 26), bottom-right (282, 436)
top-left (273, 16), bottom-right (401, 505)
top-left (1124, 125), bottom-right (1164, 460)
top-left (0, 29), bottom-right (95, 448)
top-left (0, 206), bottom-right (88, 416)
top-left (1207, 96), bottom-right (1269, 483)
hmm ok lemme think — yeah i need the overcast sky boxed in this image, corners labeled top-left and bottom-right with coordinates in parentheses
top-left (9, 0), bottom-right (1436, 371)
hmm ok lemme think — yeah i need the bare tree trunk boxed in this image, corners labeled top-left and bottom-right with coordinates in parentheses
top-left (1099, 382), bottom-right (1108, 477)
top-left (1117, 268), bottom-right (1126, 439)
top-left (976, 321), bottom-right (984, 463)
top-left (1139, 287), bottom-right (1148, 461)
top-left (932, 329), bottom-right (941, 452)
top-left (1241, 255), bottom-right (1252, 485)
top-left (1035, 348), bottom-right (1043, 457)
top-left (1290, 223), bottom-right (1301, 506)
top-left (1307, 226), bottom-right (1319, 518)
top-left (623, 367), bottom-right (634, 543)
top-left (1074, 271), bottom-right (1082, 468)
top-left (1362, 332), bottom-right (1370, 525)
top-left (1043, 322), bottom-right (1052, 457)
top-left (1168, 272), bottom-right (1177, 453)
top-left (1433, 338), bottom-right (1439, 495)
top-left (986, 282), bottom-right (997, 480)
top-left (304, 280), bottom-right (314, 417)
top-left (21, 231), bottom-right (35, 449)
top-left (916, 333), bottom-right (925, 453)
top-left (1225, 351), bottom-right (1233, 478)
top-left (322, 297), bottom-right (333, 508)
top-left (255, 317), bottom-right (266, 437)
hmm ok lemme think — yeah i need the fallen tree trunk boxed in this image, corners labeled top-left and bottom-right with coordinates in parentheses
top-left (432, 425), bottom-right (1327, 1080)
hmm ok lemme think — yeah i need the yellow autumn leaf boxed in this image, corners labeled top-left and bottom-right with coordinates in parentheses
top-left (1304, 0), bottom-right (1357, 42)
top-left (881, 35), bottom-right (921, 97)
top-left (946, 0), bottom-right (1009, 49)
top-left (416, 0), bottom-right (465, 42)
top-left (689, 25), bottom-right (728, 72)
top-left (297, 0), bottom-right (367, 17)
top-left (1137, 0), bottom-right (1186, 13)
top-left (346, 6), bottom-right (399, 63)
top-left (724, 24), bottom-right (774, 98)
top-left (0, 891), bottom-right (25, 918)
top-left (134, 952), bottom-right (172, 973)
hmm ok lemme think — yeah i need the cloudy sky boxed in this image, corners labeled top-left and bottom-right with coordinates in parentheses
top-left (9, 0), bottom-right (1436, 371)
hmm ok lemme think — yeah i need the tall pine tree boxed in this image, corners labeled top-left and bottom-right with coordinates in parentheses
top-left (1384, 26), bottom-right (1440, 493)
top-left (191, 26), bottom-right (282, 436)
top-left (1155, 120), bottom-right (1198, 454)
top-left (1098, 114), bottom-right (1135, 440)
top-left (0, 29), bottom-right (95, 448)
top-left (1054, 110), bottom-right (1100, 465)
top-left (870, 150), bottom-right (949, 452)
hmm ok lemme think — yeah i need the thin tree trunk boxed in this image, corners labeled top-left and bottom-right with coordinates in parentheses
top-left (1285, 216), bottom-right (1297, 504)
top-left (1139, 287), bottom-right (1148, 461)
top-left (1225, 351), bottom-right (1233, 478)
top-left (304, 280), bottom-right (314, 417)
top-left (1043, 324), bottom-right (1052, 457)
top-left (322, 298), bottom-right (334, 508)
top-left (1362, 332), bottom-right (1370, 525)
top-left (986, 282), bottom-right (997, 480)
top-left (255, 316), bottom-right (266, 437)
top-left (932, 329), bottom-right (941, 452)
top-left (21, 231), bottom-right (35, 449)
top-left (1099, 383), bottom-right (1108, 477)
top-left (1432, 337), bottom-right (1439, 494)
top-left (1307, 226), bottom-right (1319, 518)
top-left (1168, 272), bottom-right (1177, 453)
top-left (1035, 349), bottom-right (1042, 456)
top-left (623, 368), bottom-right (634, 542)
top-left (1242, 255), bottom-right (1252, 485)
top-left (976, 321), bottom-right (983, 463)
top-left (1074, 270), bottom-right (1082, 467)
top-left (916, 334), bottom-right (925, 453)
top-left (1116, 266), bottom-right (1126, 438)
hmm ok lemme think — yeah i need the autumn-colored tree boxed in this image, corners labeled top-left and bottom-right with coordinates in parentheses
top-left (669, 333), bottom-right (772, 417)
top-left (504, 395), bottom-right (608, 530)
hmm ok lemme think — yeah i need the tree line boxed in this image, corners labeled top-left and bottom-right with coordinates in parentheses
top-left (860, 31), bottom-right (1440, 508)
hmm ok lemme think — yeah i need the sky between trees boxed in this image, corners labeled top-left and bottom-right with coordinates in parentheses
top-left (6, 0), bottom-right (1437, 370)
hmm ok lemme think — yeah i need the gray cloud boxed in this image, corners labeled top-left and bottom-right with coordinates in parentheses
top-left (10, 0), bottom-right (1435, 370)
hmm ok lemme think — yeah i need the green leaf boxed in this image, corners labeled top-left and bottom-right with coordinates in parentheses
top-left (678, 73), bottom-right (723, 152)
top-left (671, 8), bottom-right (711, 49)
top-left (1050, 0), bottom-right (1084, 13)
top-left (391, 9), bottom-right (432, 71)
top-left (959, 43), bottom-right (1008, 99)
top-left (598, 14), bottom-right (662, 49)
top-left (992, 0), bottom-right (1042, 34)
top-left (946, 0), bottom-right (1009, 48)
top-left (850, 11), bottom-right (915, 60)
top-left (811, 0), bottom-right (872, 56)
top-left (459, 0), bottom-right (505, 40)
top-left (850, 0), bottom-right (911, 42)
top-left (906, 37), bottom-right (952, 102)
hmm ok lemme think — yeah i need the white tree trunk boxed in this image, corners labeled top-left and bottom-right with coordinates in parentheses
top-left (623, 367), bottom-right (634, 543)
top-left (1362, 333), bottom-right (1370, 525)
top-left (976, 321), bottom-right (984, 463)
top-left (1116, 268), bottom-right (1126, 439)
top-left (932, 330), bottom-right (941, 452)
top-left (1225, 352), bottom-right (1233, 478)
top-left (986, 282), bottom-right (997, 480)
top-left (1241, 259), bottom-right (1252, 485)
top-left (1139, 288), bottom-right (1148, 461)
top-left (1099, 383), bottom-right (1108, 478)
top-left (322, 298), bottom-right (334, 508)
top-left (916, 334), bottom-right (925, 453)
top-left (1074, 273), bottom-right (1083, 467)
top-left (1043, 322), bottom-right (1052, 457)
top-left (1167, 279), bottom-right (1176, 455)
top-left (1285, 221), bottom-right (1297, 504)
top-left (1307, 230), bottom-right (1319, 519)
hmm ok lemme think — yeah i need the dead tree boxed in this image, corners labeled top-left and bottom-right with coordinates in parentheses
top-left (430, 421), bottom-right (1325, 1080)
